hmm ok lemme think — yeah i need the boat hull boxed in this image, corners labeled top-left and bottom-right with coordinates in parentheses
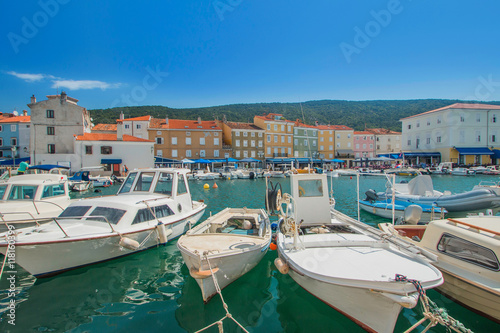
top-left (0, 209), bottom-right (204, 277)
top-left (287, 267), bottom-right (403, 333)
top-left (359, 201), bottom-right (441, 223)
top-left (180, 240), bottom-right (269, 302)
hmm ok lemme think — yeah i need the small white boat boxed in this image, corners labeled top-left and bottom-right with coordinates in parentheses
top-left (379, 216), bottom-right (500, 323)
top-left (68, 170), bottom-right (93, 192)
top-left (272, 173), bottom-right (443, 333)
top-left (0, 173), bottom-right (75, 231)
top-left (0, 168), bottom-right (206, 277)
top-left (177, 207), bottom-right (271, 302)
top-left (450, 167), bottom-right (475, 176)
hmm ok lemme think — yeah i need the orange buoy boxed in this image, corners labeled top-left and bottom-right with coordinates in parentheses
top-left (270, 243), bottom-right (277, 251)
top-left (213, 182), bottom-right (218, 188)
top-left (350, 176), bottom-right (352, 179)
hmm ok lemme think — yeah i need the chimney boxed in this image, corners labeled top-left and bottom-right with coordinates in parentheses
top-left (165, 116), bottom-right (169, 125)
top-left (222, 114), bottom-right (227, 124)
top-left (120, 111), bottom-right (124, 120)
top-left (198, 116), bottom-right (201, 124)
top-left (30, 95), bottom-right (36, 104)
top-left (23, 110), bottom-right (28, 116)
top-left (315, 121), bottom-right (319, 126)
top-left (60, 91), bottom-right (67, 104)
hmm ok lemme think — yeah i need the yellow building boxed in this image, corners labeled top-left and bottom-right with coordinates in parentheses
top-left (254, 113), bottom-right (294, 158)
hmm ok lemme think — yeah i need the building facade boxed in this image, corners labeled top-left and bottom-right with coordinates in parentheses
top-left (0, 112), bottom-right (30, 159)
top-left (254, 113), bottom-right (294, 158)
top-left (149, 118), bottom-right (222, 160)
top-left (293, 122), bottom-right (318, 158)
top-left (28, 92), bottom-right (92, 166)
top-left (401, 103), bottom-right (500, 165)
top-left (366, 128), bottom-right (402, 157)
top-left (218, 120), bottom-right (265, 159)
top-left (316, 125), bottom-right (336, 159)
top-left (117, 114), bottom-right (151, 139)
top-left (353, 131), bottom-right (375, 158)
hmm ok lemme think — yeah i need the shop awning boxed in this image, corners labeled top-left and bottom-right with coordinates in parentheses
top-left (454, 147), bottom-right (494, 155)
top-left (403, 152), bottom-right (441, 157)
top-left (266, 158), bottom-right (294, 164)
top-left (101, 158), bottom-right (122, 164)
top-left (491, 150), bottom-right (500, 158)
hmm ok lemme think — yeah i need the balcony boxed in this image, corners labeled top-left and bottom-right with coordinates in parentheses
top-left (272, 153), bottom-right (289, 158)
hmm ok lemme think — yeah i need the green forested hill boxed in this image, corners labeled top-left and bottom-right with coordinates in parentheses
top-left (89, 99), bottom-right (500, 132)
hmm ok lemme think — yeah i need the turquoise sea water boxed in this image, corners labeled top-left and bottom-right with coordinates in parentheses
top-left (1, 175), bottom-right (500, 332)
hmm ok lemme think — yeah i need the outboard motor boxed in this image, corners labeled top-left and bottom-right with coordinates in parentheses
top-left (249, 171), bottom-right (255, 179)
top-left (403, 205), bottom-right (423, 225)
top-left (364, 189), bottom-right (379, 202)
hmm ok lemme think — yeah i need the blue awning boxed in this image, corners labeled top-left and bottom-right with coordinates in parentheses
top-left (266, 158), bottom-right (294, 163)
top-left (0, 157), bottom-right (30, 166)
top-left (491, 150), bottom-right (500, 158)
top-left (101, 159), bottom-right (122, 164)
top-left (154, 157), bottom-right (181, 164)
top-left (454, 147), bottom-right (494, 155)
top-left (403, 152), bottom-right (441, 157)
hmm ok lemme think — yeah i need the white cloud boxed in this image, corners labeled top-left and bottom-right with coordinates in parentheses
top-left (52, 79), bottom-right (121, 90)
top-left (7, 71), bottom-right (53, 82)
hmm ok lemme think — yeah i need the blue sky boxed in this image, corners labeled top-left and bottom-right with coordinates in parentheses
top-left (1, 0), bottom-right (500, 113)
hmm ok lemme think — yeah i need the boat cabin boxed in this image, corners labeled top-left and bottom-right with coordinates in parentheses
top-left (290, 173), bottom-right (331, 226)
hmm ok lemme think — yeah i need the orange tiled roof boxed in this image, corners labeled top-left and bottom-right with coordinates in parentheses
top-left (400, 103), bottom-right (500, 120)
top-left (354, 131), bottom-right (373, 135)
top-left (150, 119), bottom-right (221, 130)
top-left (225, 121), bottom-right (263, 130)
top-left (92, 123), bottom-right (117, 131)
top-left (75, 133), bottom-right (154, 142)
top-left (365, 128), bottom-right (401, 135)
top-left (254, 114), bottom-right (295, 123)
top-left (0, 115), bottom-right (30, 123)
top-left (117, 115), bottom-right (151, 123)
top-left (316, 124), bottom-right (353, 131)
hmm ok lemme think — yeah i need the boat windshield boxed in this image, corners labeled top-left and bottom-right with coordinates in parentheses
top-left (298, 180), bottom-right (323, 197)
top-left (119, 172), bottom-right (138, 194)
top-left (89, 207), bottom-right (126, 225)
top-left (7, 185), bottom-right (38, 200)
top-left (438, 233), bottom-right (500, 271)
top-left (134, 172), bottom-right (155, 192)
top-left (41, 184), bottom-right (66, 198)
top-left (59, 206), bottom-right (92, 218)
top-left (154, 173), bottom-right (173, 195)
top-left (0, 184), bottom-right (7, 199)
top-left (132, 204), bottom-right (174, 225)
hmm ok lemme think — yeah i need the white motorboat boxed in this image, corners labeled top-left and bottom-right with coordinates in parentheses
top-left (0, 168), bottom-right (206, 277)
top-left (379, 216), bottom-right (500, 323)
top-left (177, 207), bottom-right (271, 302)
top-left (0, 173), bottom-right (74, 231)
top-left (68, 170), bottom-right (93, 192)
top-left (450, 167), bottom-right (475, 176)
top-left (427, 162), bottom-right (454, 174)
top-left (271, 173), bottom-right (443, 333)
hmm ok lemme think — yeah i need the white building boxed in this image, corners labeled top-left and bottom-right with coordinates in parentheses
top-left (28, 92), bottom-right (92, 167)
top-left (400, 103), bottom-right (500, 165)
top-left (365, 128), bottom-right (401, 157)
top-left (117, 113), bottom-right (151, 139)
top-left (74, 133), bottom-right (154, 175)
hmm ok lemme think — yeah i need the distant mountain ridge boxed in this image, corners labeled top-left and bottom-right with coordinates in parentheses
top-left (89, 99), bottom-right (500, 132)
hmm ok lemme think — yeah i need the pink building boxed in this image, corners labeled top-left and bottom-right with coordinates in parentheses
top-left (353, 131), bottom-right (375, 158)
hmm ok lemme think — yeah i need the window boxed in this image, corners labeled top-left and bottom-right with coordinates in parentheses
top-left (132, 205), bottom-right (174, 225)
top-left (47, 127), bottom-right (55, 135)
top-left (186, 150), bottom-right (192, 157)
top-left (186, 137), bottom-right (191, 145)
top-left (416, 122), bottom-right (420, 128)
top-left (281, 125), bottom-right (285, 131)
top-left (267, 147), bottom-right (271, 154)
top-left (236, 140), bottom-right (240, 147)
top-left (460, 115), bottom-right (465, 122)
top-left (294, 129), bottom-right (298, 135)
top-left (85, 145), bottom-right (92, 154)
top-left (336, 143), bottom-right (340, 148)
top-left (313, 140), bottom-right (317, 147)
top-left (48, 144), bottom-right (55, 154)
top-left (477, 114), bottom-right (481, 122)
top-left (258, 141), bottom-right (263, 148)
top-left (251, 140), bottom-right (255, 147)
top-left (408, 124), bottom-right (412, 129)
top-left (426, 138), bottom-right (431, 144)
top-left (243, 140), bottom-right (248, 147)
top-left (427, 119), bottom-right (430, 126)
top-left (416, 139), bottom-right (420, 149)
top-left (8, 185), bottom-right (38, 200)
top-left (236, 151), bottom-right (241, 158)
top-left (0, 125), bottom-right (2, 132)
top-left (172, 137), bottom-right (177, 145)
top-left (320, 137), bottom-right (324, 142)
top-left (251, 151), bottom-right (256, 157)
top-left (11, 138), bottom-right (17, 146)
top-left (347, 142), bottom-right (351, 148)
top-left (101, 146), bottom-right (112, 154)
top-left (200, 150), bottom-right (205, 157)
top-left (125, 124), bottom-right (130, 129)
top-left (407, 140), bottom-right (411, 146)
top-left (214, 150), bottom-right (219, 157)
top-left (42, 183), bottom-right (65, 199)
top-left (243, 150), bottom-right (248, 158)
top-left (304, 139), bottom-right (308, 146)
top-left (46, 110), bottom-right (54, 118)
top-left (437, 136), bottom-right (442, 143)
top-left (235, 131), bottom-right (240, 137)
top-left (200, 137), bottom-right (205, 145)
top-left (298, 180), bottom-right (323, 198)
top-left (214, 132), bottom-right (219, 136)
top-left (0, 138), bottom-right (3, 146)
top-left (347, 134), bottom-right (351, 138)
top-left (459, 130), bottom-right (465, 143)
top-left (267, 124), bottom-right (270, 130)
top-left (267, 135), bottom-right (271, 143)
top-left (258, 132), bottom-right (263, 137)
top-left (493, 115), bottom-right (497, 123)
top-left (177, 175), bottom-right (188, 195)
top-left (476, 131), bottom-right (481, 142)
top-left (156, 150), bottom-right (162, 156)
top-left (156, 137), bottom-right (164, 144)
top-left (251, 132), bottom-right (255, 137)
top-left (214, 138), bottom-right (219, 145)
top-left (186, 131), bottom-right (191, 136)
top-left (172, 149), bottom-right (178, 157)
top-left (337, 134), bottom-right (340, 139)
top-left (243, 131), bottom-right (248, 137)
top-left (11, 125), bottom-right (16, 132)
top-left (287, 125), bottom-right (292, 132)
top-left (281, 135), bottom-right (285, 143)
top-left (288, 136), bottom-right (291, 143)
top-left (136, 124), bottom-right (141, 129)
top-left (438, 233), bottom-right (499, 270)
top-left (320, 145), bottom-right (324, 150)
top-left (492, 135), bottom-right (496, 143)
top-left (274, 125), bottom-right (278, 131)
top-left (274, 135), bottom-right (278, 143)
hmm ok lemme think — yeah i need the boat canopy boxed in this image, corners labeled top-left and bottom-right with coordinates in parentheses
top-left (408, 175), bottom-right (435, 196)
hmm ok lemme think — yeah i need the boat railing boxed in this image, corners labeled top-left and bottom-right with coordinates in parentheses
top-left (29, 199), bottom-right (67, 215)
top-left (476, 180), bottom-right (500, 187)
top-left (0, 213), bottom-right (52, 229)
top-left (447, 218), bottom-right (500, 238)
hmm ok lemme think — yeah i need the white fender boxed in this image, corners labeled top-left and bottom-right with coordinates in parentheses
top-left (157, 223), bottom-right (173, 243)
top-left (274, 258), bottom-right (289, 275)
top-left (119, 237), bottom-right (140, 250)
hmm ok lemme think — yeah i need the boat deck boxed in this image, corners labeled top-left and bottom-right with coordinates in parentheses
top-left (179, 233), bottom-right (268, 254)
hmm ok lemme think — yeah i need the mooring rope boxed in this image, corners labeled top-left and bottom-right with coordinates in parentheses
top-left (195, 255), bottom-right (249, 333)
top-left (395, 274), bottom-right (473, 333)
